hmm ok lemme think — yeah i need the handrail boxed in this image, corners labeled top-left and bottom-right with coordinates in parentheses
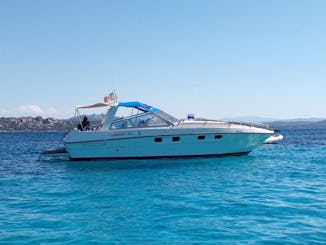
top-left (227, 121), bottom-right (270, 129)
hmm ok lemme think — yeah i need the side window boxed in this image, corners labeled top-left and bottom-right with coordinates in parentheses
top-left (127, 113), bottom-right (171, 128)
top-left (110, 119), bottom-right (133, 129)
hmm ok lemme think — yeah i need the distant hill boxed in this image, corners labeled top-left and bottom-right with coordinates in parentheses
top-left (67, 113), bottom-right (105, 122)
top-left (223, 116), bottom-right (325, 123)
top-left (223, 116), bottom-right (326, 129)
top-left (278, 118), bottom-right (325, 123)
top-left (0, 116), bottom-right (75, 132)
top-left (0, 114), bottom-right (105, 132)
top-left (0, 115), bottom-right (325, 131)
top-left (268, 119), bottom-right (326, 129)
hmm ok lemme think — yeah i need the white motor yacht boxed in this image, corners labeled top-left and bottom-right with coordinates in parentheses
top-left (61, 99), bottom-right (274, 160)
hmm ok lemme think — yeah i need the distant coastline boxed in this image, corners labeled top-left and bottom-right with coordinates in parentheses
top-left (269, 119), bottom-right (326, 130)
top-left (0, 116), bottom-right (326, 132)
top-left (0, 116), bottom-right (75, 132)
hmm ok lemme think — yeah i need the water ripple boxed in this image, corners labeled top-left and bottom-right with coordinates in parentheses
top-left (0, 131), bottom-right (325, 243)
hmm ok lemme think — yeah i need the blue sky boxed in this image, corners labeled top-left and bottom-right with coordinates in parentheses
top-left (1, 0), bottom-right (325, 119)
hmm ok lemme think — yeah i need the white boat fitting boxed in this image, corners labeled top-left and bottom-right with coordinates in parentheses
top-left (61, 99), bottom-right (274, 160)
top-left (264, 133), bottom-right (284, 144)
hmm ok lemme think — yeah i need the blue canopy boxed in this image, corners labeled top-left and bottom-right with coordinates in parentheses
top-left (118, 102), bottom-right (160, 113)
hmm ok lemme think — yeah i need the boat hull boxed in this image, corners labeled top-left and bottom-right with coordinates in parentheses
top-left (69, 151), bottom-right (251, 160)
top-left (64, 131), bottom-right (271, 160)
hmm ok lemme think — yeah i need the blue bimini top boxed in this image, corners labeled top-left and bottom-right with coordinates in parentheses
top-left (118, 102), bottom-right (160, 113)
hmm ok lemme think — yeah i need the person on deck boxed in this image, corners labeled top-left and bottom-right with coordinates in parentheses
top-left (77, 116), bottom-right (90, 131)
top-left (82, 116), bottom-right (90, 131)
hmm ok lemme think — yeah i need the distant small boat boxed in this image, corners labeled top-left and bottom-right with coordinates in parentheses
top-left (264, 133), bottom-right (283, 144)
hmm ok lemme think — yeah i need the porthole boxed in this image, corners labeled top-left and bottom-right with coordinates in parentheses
top-left (172, 136), bottom-right (180, 142)
top-left (215, 135), bottom-right (223, 139)
top-left (154, 137), bottom-right (162, 142)
top-left (198, 135), bottom-right (205, 140)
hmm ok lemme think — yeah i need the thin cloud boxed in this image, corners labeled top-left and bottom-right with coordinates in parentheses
top-left (18, 105), bottom-right (45, 116)
top-left (0, 105), bottom-right (69, 118)
top-left (0, 108), bottom-right (11, 114)
top-left (47, 107), bottom-right (58, 115)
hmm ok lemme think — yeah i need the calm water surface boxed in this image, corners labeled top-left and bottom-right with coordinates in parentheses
top-left (0, 129), bottom-right (325, 243)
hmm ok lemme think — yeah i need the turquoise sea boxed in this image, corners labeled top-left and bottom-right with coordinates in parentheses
top-left (0, 129), bottom-right (325, 244)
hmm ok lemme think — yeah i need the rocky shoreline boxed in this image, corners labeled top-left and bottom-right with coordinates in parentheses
top-left (0, 116), bottom-right (76, 132)
top-left (0, 116), bottom-right (325, 132)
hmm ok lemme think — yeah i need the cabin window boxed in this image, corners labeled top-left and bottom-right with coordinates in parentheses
top-left (198, 135), bottom-right (205, 140)
top-left (215, 135), bottom-right (223, 139)
top-left (111, 106), bottom-right (172, 129)
top-left (110, 119), bottom-right (133, 129)
top-left (172, 136), bottom-right (180, 142)
top-left (154, 137), bottom-right (162, 142)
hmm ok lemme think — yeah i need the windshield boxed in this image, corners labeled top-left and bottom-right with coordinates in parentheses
top-left (110, 107), bottom-right (173, 129)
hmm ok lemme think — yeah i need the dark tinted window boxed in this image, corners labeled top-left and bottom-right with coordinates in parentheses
top-left (172, 136), bottom-right (180, 142)
top-left (154, 137), bottom-right (162, 142)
